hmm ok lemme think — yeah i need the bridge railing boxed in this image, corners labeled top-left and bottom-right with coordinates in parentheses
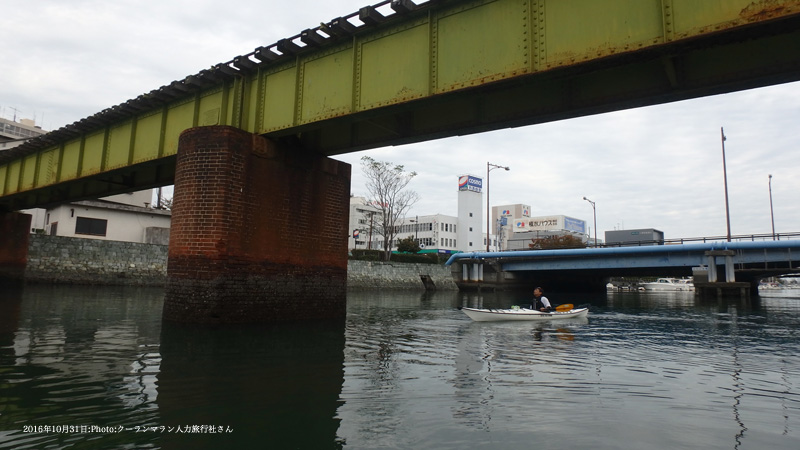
top-left (602, 232), bottom-right (800, 248)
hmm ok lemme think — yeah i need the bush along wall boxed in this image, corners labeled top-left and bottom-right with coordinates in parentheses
top-left (350, 249), bottom-right (441, 264)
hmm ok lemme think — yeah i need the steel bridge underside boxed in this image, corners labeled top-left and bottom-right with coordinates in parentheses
top-left (2, 0), bottom-right (800, 211)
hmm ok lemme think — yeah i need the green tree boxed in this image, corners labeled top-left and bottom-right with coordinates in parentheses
top-left (529, 234), bottom-right (586, 250)
top-left (396, 235), bottom-right (421, 253)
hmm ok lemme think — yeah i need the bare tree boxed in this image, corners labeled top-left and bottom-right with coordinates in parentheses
top-left (158, 196), bottom-right (173, 210)
top-left (360, 156), bottom-right (420, 261)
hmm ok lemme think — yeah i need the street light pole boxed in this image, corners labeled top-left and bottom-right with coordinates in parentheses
top-left (769, 174), bottom-right (776, 240)
top-left (486, 162), bottom-right (510, 252)
top-left (583, 196), bottom-right (597, 248)
top-left (368, 211), bottom-right (374, 250)
top-left (721, 127), bottom-right (732, 242)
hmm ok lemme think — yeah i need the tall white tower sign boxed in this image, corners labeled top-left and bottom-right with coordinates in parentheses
top-left (457, 175), bottom-right (483, 252)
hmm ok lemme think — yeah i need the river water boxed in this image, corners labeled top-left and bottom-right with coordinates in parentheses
top-left (1, 285), bottom-right (799, 449)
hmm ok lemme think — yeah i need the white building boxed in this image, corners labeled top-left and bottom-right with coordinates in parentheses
top-left (349, 174), bottom-right (501, 254)
top-left (0, 116), bottom-right (47, 150)
top-left (348, 196), bottom-right (381, 250)
top-left (492, 203), bottom-right (531, 251)
top-left (26, 190), bottom-right (172, 245)
top-left (395, 214), bottom-right (461, 252)
top-left (348, 197), bottom-right (462, 254)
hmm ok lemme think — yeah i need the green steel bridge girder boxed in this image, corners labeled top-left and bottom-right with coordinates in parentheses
top-left (2, 0), bottom-right (800, 211)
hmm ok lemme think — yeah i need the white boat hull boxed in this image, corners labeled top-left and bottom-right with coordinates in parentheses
top-left (461, 307), bottom-right (589, 322)
top-left (640, 278), bottom-right (694, 291)
top-left (640, 285), bottom-right (694, 291)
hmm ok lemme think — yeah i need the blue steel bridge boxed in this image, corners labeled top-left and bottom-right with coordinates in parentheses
top-left (446, 240), bottom-right (800, 292)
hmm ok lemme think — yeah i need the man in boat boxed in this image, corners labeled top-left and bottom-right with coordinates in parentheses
top-left (531, 287), bottom-right (553, 312)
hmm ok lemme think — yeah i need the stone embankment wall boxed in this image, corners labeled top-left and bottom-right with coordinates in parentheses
top-left (26, 235), bottom-right (168, 285)
top-left (24, 235), bottom-right (457, 290)
top-left (347, 260), bottom-right (457, 290)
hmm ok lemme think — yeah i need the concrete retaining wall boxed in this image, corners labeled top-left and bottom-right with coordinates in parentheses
top-left (24, 235), bottom-right (457, 290)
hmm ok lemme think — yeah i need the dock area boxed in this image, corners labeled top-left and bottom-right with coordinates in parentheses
top-left (694, 282), bottom-right (751, 299)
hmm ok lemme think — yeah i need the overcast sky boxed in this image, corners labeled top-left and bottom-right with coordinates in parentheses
top-left (3, 0), bottom-right (797, 240)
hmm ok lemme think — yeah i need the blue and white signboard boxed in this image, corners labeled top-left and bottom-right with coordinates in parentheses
top-left (513, 215), bottom-right (587, 233)
top-left (564, 216), bottom-right (586, 233)
top-left (458, 175), bottom-right (482, 193)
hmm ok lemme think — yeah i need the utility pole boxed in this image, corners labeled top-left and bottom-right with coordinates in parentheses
top-left (486, 162), bottom-right (510, 252)
top-left (769, 174), bottom-right (776, 240)
top-left (721, 127), bottom-right (732, 242)
top-left (368, 211), bottom-right (374, 250)
top-left (583, 197), bottom-right (597, 248)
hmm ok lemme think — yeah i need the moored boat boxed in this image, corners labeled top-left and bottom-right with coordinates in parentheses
top-left (461, 306), bottom-right (589, 322)
top-left (639, 277), bottom-right (694, 291)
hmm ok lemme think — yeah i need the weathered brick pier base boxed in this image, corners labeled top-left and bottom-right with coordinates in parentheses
top-left (163, 126), bottom-right (350, 323)
top-left (0, 212), bottom-right (31, 287)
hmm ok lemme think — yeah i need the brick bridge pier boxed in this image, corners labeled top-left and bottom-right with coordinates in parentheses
top-left (163, 126), bottom-right (350, 323)
top-left (0, 212), bottom-right (31, 288)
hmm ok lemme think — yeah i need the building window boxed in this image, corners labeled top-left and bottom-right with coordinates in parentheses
top-left (75, 217), bottom-right (108, 236)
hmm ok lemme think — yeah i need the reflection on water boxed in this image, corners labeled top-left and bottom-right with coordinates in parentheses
top-left (0, 286), bottom-right (345, 450)
top-left (157, 320), bottom-right (345, 450)
top-left (1, 286), bottom-right (799, 449)
top-left (0, 286), bottom-right (164, 449)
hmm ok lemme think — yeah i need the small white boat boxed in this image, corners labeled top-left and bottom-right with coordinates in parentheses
top-left (640, 278), bottom-right (694, 291)
top-left (461, 306), bottom-right (589, 322)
